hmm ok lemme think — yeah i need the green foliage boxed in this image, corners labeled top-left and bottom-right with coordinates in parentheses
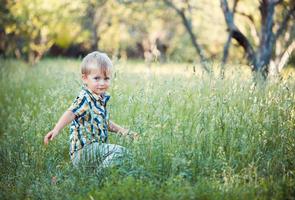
top-left (1, 0), bottom-right (294, 69)
top-left (0, 59), bottom-right (294, 199)
top-left (1, 0), bottom-right (84, 62)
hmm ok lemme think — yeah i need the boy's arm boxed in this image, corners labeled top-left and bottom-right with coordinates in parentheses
top-left (108, 120), bottom-right (139, 140)
top-left (44, 110), bottom-right (75, 145)
top-left (108, 120), bottom-right (127, 135)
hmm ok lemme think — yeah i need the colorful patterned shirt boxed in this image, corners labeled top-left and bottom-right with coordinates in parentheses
top-left (68, 87), bottom-right (110, 157)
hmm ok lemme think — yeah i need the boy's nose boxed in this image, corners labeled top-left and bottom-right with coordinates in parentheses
top-left (98, 79), bottom-right (105, 85)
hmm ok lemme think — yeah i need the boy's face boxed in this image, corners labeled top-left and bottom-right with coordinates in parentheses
top-left (82, 68), bottom-right (111, 95)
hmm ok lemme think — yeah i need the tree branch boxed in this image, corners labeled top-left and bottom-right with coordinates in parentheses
top-left (235, 11), bottom-right (260, 44)
top-left (272, 0), bottom-right (283, 5)
top-left (220, 0), bottom-right (256, 67)
top-left (275, 4), bottom-right (295, 40)
top-left (277, 40), bottom-right (295, 72)
top-left (221, 0), bottom-right (239, 65)
top-left (232, 0), bottom-right (239, 12)
top-left (163, 0), bottom-right (210, 72)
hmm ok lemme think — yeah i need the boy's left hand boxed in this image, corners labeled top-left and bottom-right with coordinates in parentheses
top-left (120, 129), bottom-right (139, 141)
top-left (129, 131), bottom-right (139, 141)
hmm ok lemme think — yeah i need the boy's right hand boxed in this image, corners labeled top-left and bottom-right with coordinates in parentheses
top-left (44, 129), bottom-right (59, 145)
top-left (130, 132), bottom-right (140, 141)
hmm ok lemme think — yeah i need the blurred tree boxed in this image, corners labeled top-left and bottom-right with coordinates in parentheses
top-left (94, 0), bottom-right (174, 64)
top-left (220, 0), bottom-right (295, 79)
top-left (2, 0), bottom-right (293, 75)
top-left (1, 0), bottom-right (83, 64)
top-left (81, 0), bottom-right (107, 51)
top-left (117, 0), bottom-right (225, 67)
top-left (162, 0), bottom-right (210, 72)
top-left (117, 1), bottom-right (174, 63)
top-left (0, 3), bottom-right (7, 56)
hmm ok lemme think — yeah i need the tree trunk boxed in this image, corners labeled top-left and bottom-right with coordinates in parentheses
top-left (163, 0), bottom-right (210, 73)
top-left (254, 1), bottom-right (276, 79)
top-left (220, 0), bottom-right (256, 68)
top-left (220, 0), bottom-right (295, 80)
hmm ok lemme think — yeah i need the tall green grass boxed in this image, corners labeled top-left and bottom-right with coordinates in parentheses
top-left (0, 58), bottom-right (294, 199)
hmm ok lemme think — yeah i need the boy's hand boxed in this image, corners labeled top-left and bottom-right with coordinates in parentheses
top-left (44, 129), bottom-right (59, 145)
top-left (130, 132), bottom-right (140, 141)
top-left (119, 129), bottom-right (139, 141)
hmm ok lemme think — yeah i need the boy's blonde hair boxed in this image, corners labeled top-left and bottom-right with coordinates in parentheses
top-left (81, 51), bottom-right (113, 76)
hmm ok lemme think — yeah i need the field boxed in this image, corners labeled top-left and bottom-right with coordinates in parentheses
top-left (0, 58), bottom-right (294, 200)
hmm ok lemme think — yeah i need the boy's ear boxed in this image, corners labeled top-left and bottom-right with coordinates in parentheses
top-left (82, 74), bottom-right (87, 83)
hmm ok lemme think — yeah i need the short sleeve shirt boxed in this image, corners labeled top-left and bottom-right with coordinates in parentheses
top-left (68, 87), bottom-right (110, 156)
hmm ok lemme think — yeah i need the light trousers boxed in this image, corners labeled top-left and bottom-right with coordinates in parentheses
top-left (72, 143), bottom-right (128, 168)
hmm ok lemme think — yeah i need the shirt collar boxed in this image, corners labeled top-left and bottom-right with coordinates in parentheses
top-left (82, 86), bottom-right (110, 105)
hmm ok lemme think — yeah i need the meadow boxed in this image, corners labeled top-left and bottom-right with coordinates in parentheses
top-left (0, 58), bottom-right (294, 200)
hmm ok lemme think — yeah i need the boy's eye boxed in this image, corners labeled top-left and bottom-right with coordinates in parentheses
top-left (92, 76), bottom-right (110, 81)
top-left (93, 77), bottom-right (101, 80)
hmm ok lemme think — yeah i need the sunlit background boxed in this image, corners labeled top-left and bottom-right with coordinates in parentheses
top-left (1, 0), bottom-right (294, 78)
